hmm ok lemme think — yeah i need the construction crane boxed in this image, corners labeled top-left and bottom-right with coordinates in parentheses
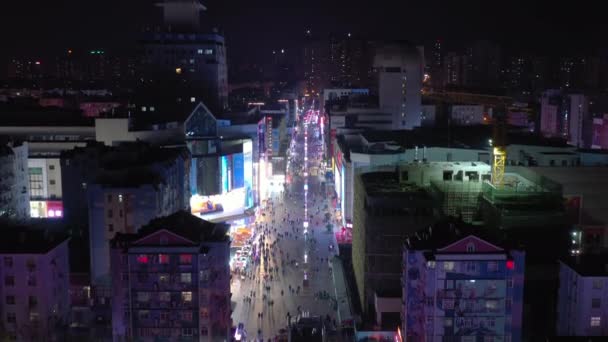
top-left (491, 103), bottom-right (508, 187)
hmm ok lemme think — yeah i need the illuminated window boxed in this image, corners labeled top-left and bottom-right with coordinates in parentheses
top-left (444, 318), bottom-right (453, 327)
top-left (136, 255), bottom-right (149, 264)
top-left (159, 274), bottom-right (169, 283)
top-left (444, 261), bottom-right (455, 271)
top-left (204, 49), bottom-right (213, 55)
top-left (180, 254), bottom-right (193, 264)
top-left (591, 317), bottom-right (601, 327)
top-left (180, 273), bottom-right (192, 284)
top-left (181, 291), bottom-right (192, 303)
top-left (485, 300), bottom-right (498, 310)
top-left (201, 307), bottom-right (210, 319)
top-left (197, 49), bottom-right (203, 54)
top-left (158, 254), bottom-right (170, 264)
top-left (190, 97), bottom-right (196, 103)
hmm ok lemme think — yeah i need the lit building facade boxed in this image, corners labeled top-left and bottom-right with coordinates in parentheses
top-left (402, 228), bottom-right (525, 342)
top-left (556, 255), bottom-right (608, 336)
top-left (28, 157), bottom-right (63, 219)
top-left (0, 142), bottom-right (29, 220)
top-left (0, 229), bottom-right (70, 341)
top-left (110, 211), bottom-right (231, 341)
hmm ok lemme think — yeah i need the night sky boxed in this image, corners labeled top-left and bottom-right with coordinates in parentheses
top-left (1, 0), bottom-right (607, 67)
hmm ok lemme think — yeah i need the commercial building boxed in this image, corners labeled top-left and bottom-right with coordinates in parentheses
top-left (556, 255), bottom-right (608, 336)
top-left (28, 157), bottom-right (63, 218)
top-left (539, 90), bottom-right (592, 148)
top-left (374, 42), bottom-right (424, 129)
top-left (0, 228), bottom-right (70, 341)
top-left (0, 141), bottom-right (29, 220)
top-left (352, 171), bottom-right (436, 314)
top-left (87, 144), bottom-right (190, 313)
top-left (402, 223), bottom-right (525, 342)
top-left (184, 104), bottom-right (256, 220)
top-left (110, 211), bottom-right (231, 341)
top-left (334, 129), bottom-right (490, 226)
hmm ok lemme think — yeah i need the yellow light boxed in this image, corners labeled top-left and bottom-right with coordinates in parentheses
top-left (175, 67), bottom-right (182, 74)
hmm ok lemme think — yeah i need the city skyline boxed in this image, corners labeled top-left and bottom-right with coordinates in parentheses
top-left (2, 0), bottom-right (608, 70)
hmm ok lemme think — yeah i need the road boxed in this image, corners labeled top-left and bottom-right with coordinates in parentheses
top-left (231, 103), bottom-right (339, 341)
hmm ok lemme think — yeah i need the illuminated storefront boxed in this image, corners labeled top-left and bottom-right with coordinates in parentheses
top-left (30, 200), bottom-right (63, 218)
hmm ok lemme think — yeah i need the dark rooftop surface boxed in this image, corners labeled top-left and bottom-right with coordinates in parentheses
top-left (112, 211), bottom-right (229, 247)
top-left (360, 171), bottom-right (427, 196)
top-left (0, 103), bottom-right (93, 126)
top-left (405, 220), bottom-right (515, 251)
top-left (0, 226), bottom-right (69, 254)
top-left (560, 254), bottom-right (608, 277)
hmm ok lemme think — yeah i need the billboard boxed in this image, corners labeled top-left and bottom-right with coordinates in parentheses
top-left (233, 153), bottom-right (244, 189)
top-left (243, 141), bottom-right (254, 208)
top-left (221, 155), bottom-right (230, 194)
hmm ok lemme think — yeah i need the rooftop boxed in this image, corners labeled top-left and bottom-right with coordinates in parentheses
top-left (0, 226), bottom-right (69, 254)
top-left (112, 211), bottom-right (229, 247)
top-left (0, 103), bottom-right (93, 127)
top-left (360, 171), bottom-right (427, 197)
top-left (404, 220), bottom-right (513, 251)
top-left (561, 254), bottom-right (608, 277)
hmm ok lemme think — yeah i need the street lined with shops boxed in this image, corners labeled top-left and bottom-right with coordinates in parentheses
top-left (230, 105), bottom-right (340, 341)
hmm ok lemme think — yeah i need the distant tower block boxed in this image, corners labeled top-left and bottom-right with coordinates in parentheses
top-left (156, 0), bottom-right (206, 32)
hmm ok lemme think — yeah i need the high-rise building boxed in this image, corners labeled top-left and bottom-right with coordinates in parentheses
top-left (374, 42), bottom-right (424, 129)
top-left (139, 0), bottom-right (228, 113)
top-left (0, 228), bottom-right (70, 341)
top-left (402, 224), bottom-right (525, 342)
top-left (556, 255), bottom-right (608, 336)
top-left (328, 34), bottom-right (373, 88)
top-left (467, 40), bottom-right (502, 89)
top-left (302, 31), bottom-right (331, 95)
top-left (540, 90), bottom-right (592, 147)
top-left (110, 211), bottom-right (231, 341)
